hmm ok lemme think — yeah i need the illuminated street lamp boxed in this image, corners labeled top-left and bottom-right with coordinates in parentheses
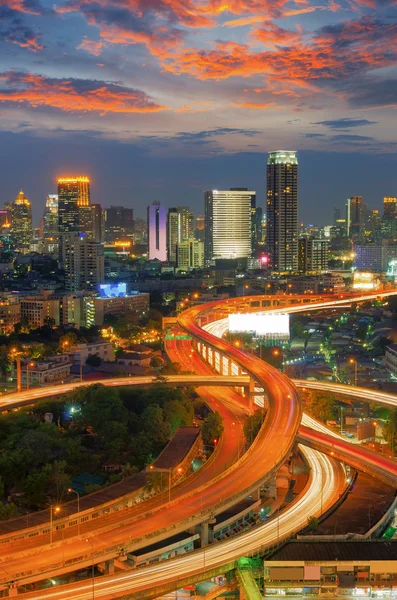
top-left (349, 358), bottom-right (358, 386)
top-left (26, 361), bottom-right (35, 390)
top-left (50, 505), bottom-right (61, 544)
top-left (9, 347), bottom-right (22, 392)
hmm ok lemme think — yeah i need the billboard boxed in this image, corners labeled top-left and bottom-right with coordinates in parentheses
top-left (99, 283), bottom-right (127, 298)
top-left (228, 312), bottom-right (290, 339)
top-left (352, 272), bottom-right (380, 291)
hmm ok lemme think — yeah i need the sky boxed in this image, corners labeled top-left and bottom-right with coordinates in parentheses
top-left (0, 0), bottom-right (396, 225)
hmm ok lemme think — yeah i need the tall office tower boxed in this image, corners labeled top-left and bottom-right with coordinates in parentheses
top-left (177, 239), bottom-right (204, 271)
top-left (43, 195), bottom-right (59, 240)
top-left (266, 151), bottom-right (298, 272)
top-left (105, 206), bottom-right (134, 242)
top-left (58, 177), bottom-right (90, 234)
top-left (204, 188), bottom-right (254, 263)
top-left (252, 206), bottom-right (263, 253)
top-left (383, 197), bottom-right (397, 220)
top-left (147, 202), bottom-right (167, 261)
top-left (346, 196), bottom-right (364, 238)
top-left (167, 207), bottom-right (194, 263)
top-left (92, 204), bottom-right (105, 243)
top-left (10, 190), bottom-right (33, 252)
top-left (298, 237), bottom-right (329, 273)
top-left (195, 214), bottom-right (205, 242)
top-left (62, 233), bottom-right (104, 292)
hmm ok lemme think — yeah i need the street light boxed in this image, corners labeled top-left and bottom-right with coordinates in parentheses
top-left (50, 505), bottom-right (61, 544)
top-left (68, 488), bottom-right (80, 536)
top-left (9, 347), bottom-right (22, 392)
top-left (26, 361), bottom-right (35, 390)
top-left (349, 358), bottom-right (358, 386)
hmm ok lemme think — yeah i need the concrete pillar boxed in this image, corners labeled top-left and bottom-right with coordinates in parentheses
top-left (251, 488), bottom-right (261, 501)
top-left (105, 559), bottom-right (114, 575)
top-left (228, 359), bottom-right (232, 376)
top-left (8, 586), bottom-right (18, 597)
top-left (268, 475), bottom-right (277, 499)
top-left (200, 521), bottom-right (209, 547)
top-left (239, 586), bottom-right (246, 600)
top-left (249, 378), bottom-right (255, 414)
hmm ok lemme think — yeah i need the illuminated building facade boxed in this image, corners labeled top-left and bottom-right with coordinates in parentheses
top-left (10, 190), bottom-right (33, 252)
top-left (298, 237), bottom-right (329, 273)
top-left (43, 195), bottom-right (58, 255)
top-left (62, 233), bottom-right (104, 292)
top-left (167, 207), bottom-right (194, 263)
top-left (383, 196), bottom-right (397, 220)
top-left (266, 151), bottom-right (298, 272)
top-left (177, 239), bottom-right (204, 271)
top-left (58, 176), bottom-right (90, 234)
top-left (204, 188), bottom-right (254, 263)
top-left (346, 196), bottom-right (364, 238)
top-left (147, 202), bottom-right (167, 261)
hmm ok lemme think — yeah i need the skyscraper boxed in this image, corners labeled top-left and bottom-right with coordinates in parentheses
top-left (383, 197), bottom-right (397, 220)
top-left (346, 196), bottom-right (363, 238)
top-left (204, 188), bottom-right (254, 263)
top-left (266, 151), bottom-right (298, 272)
top-left (147, 202), bottom-right (167, 261)
top-left (10, 190), bottom-right (33, 252)
top-left (57, 177), bottom-right (90, 235)
top-left (92, 204), bottom-right (105, 243)
top-left (105, 206), bottom-right (134, 242)
top-left (167, 207), bottom-right (194, 263)
top-left (43, 195), bottom-right (58, 241)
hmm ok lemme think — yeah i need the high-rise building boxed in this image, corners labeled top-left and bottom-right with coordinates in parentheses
top-left (62, 233), bottom-right (104, 292)
top-left (195, 214), bottom-right (205, 242)
top-left (147, 202), bottom-right (167, 261)
top-left (57, 177), bottom-right (90, 235)
top-left (92, 204), bottom-right (105, 243)
top-left (167, 207), bottom-right (194, 263)
top-left (333, 207), bottom-right (341, 224)
top-left (383, 197), bottom-right (397, 220)
top-left (177, 239), bottom-right (204, 271)
top-left (252, 206), bottom-right (263, 253)
top-left (10, 190), bottom-right (33, 252)
top-left (133, 218), bottom-right (147, 246)
top-left (346, 196), bottom-right (364, 238)
top-left (204, 188), bottom-right (254, 263)
top-left (105, 206), bottom-right (134, 242)
top-left (43, 195), bottom-right (58, 241)
top-left (266, 151), bottom-right (298, 272)
top-left (298, 238), bottom-right (329, 273)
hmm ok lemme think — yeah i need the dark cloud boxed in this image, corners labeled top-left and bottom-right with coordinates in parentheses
top-left (0, 6), bottom-right (43, 52)
top-left (302, 133), bottom-right (325, 138)
top-left (329, 134), bottom-right (374, 142)
top-left (311, 118), bottom-right (378, 129)
top-left (174, 127), bottom-right (261, 142)
top-left (344, 78), bottom-right (397, 109)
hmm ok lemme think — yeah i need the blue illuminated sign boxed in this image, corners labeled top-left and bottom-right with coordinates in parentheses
top-left (99, 283), bottom-right (127, 298)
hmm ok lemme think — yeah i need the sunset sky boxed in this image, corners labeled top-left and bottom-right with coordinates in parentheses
top-left (0, 0), bottom-right (396, 223)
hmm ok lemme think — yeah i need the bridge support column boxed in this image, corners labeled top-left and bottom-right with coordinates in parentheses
top-left (268, 475), bottom-right (277, 500)
top-left (249, 378), bottom-right (255, 414)
top-left (8, 585), bottom-right (18, 597)
top-left (105, 559), bottom-right (115, 575)
top-left (200, 520), bottom-right (215, 547)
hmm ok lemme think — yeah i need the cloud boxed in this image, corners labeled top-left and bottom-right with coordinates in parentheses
top-left (0, 71), bottom-right (167, 114)
top-left (311, 117), bottom-right (378, 129)
top-left (78, 38), bottom-right (105, 56)
top-left (1, 0), bottom-right (45, 15)
top-left (342, 78), bottom-right (397, 109)
top-left (174, 127), bottom-right (261, 142)
top-left (232, 101), bottom-right (276, 109)
top-left (303, 133), bottom-right (325, 138)
top-left (0, 6), bottom-right (43, 51)
top-left (329, 134), bottom-right (374, 141)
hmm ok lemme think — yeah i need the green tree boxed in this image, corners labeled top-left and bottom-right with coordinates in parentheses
top-left (201, 411), bottom-right (224, 446)
top-left (0, 501), bottom-right (18, 521)
top-left (304, 391), bottom-right (337, 423)
top-left (86, 354), bottom-right (102, 367)
top-left (144, 471), bottom-right (165, 494)
top-left (307, 515), bottom-right (319, 530)
top-left (150, 357), bottom-right (163, 371)
top-left (244, 410), bottom-right (266, 445)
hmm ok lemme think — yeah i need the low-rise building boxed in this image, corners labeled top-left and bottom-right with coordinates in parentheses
top-left (0, 294), bottom-right (21, 333)
top-left (384, 344), bottom-right (397, 377)
top-left (69, 341), bottom-right (115, 364)
top-left (85, 291), bottom-right (150, 327)
top-left (116, 352), bottom-right (151, 368)
top-left (13, 359), bottom-right (73, 385)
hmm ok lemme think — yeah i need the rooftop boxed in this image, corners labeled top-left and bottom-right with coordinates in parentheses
top-left (267, 541), bottom-right (397, 562)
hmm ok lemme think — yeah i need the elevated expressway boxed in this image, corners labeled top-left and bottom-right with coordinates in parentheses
top-left (1, 291), bottom-right (397, 598)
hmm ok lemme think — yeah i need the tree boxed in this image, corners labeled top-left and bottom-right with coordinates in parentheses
top-left (0, 501), bottom-right (18, 521)
top-left (86, 354), bottom-right (102, 367)
top-left (303, 391), bottom-right (337, 423)
top-left (150, 357), bottom-right (163, 371)
top-left (144, 471), bottom-right (165, 494)
top-left (201, 411), bottom-right (224, 446)
top-left (244, 410), bottom-right (266, 445)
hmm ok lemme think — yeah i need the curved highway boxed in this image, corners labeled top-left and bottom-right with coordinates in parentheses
top-left (1, 290), bottom-right (396, 598)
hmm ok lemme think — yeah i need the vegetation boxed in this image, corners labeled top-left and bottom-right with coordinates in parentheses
top-left (307, 515), bottom-right (319, 530)
top-left (303, 391), bottom-right (337, 423)
top-left (201, 411), bottom-right (224, 446)
top-left (0, 383), bottom-right (195, 517)
top-left (243, 410), bottom-right (266, 445)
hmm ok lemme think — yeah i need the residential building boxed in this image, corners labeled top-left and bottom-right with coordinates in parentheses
top-left (288, 274), bottom-right (345, 294)
top-left (266, 151), bottom-right (298, 272)
top-left (10, 190), bottom-right (33, 252)
top-left (62, 233), bottom-right (104, 292)
top-left (0, 294), bottom-right (21, 333)
top-left (147, 202), bottom-right (167, 261)
top-left (167, 207), bottom-right (194, 263)
top-left (385, 344), bottom-right (397, 377)
top-left (92, 203), bottom-right (105, 242)
top-left (68, 341), bottom-right (115, 364)
top-left (87, 290), bottom-right (149, 326)
top-left (13, 359), bottom-right (73, 386)
top-left (20, 291), bottom-right (60, 328)
top-left (176, 239), bottom-right (204, 271)
top-left (204, 188), bottom-right (254, 263)
top-left (383, 196), bottom-right (397, 220)
top-left (298, 238), bottom-right (329, 273)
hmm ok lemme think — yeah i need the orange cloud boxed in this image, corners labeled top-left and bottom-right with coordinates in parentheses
top-left (0, 72), bottom-right (168, 114)
top-left (222, 15), bottom-right (268, 27)
top-left (78, 38), bottom-right (105, 56)
top-left (233, 101), bottom-right (276, 108)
